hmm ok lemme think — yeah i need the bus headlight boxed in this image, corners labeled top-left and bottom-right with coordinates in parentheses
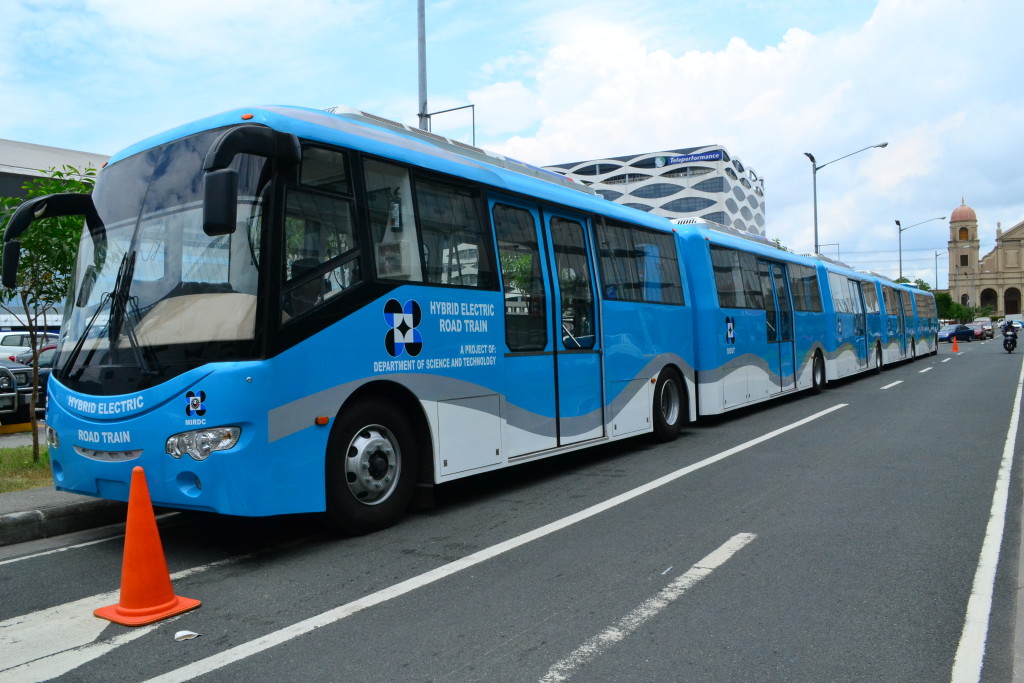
top-left (166, 426), bottom-right (241, 461)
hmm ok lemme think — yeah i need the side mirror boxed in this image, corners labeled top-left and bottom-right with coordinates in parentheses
top-left (2, 241), bottom-right (21, 289)
top-left (203, 168), bottom-right (238, 236)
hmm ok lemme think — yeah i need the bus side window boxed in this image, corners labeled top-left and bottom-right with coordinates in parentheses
top-left (494, 204), bottom-right (547, 352)
top-left (281, 189), bottom-right (360, 321)
top-left (364, 160), bottom-right (423, 282)
top-left (550, 217), bottom-right (595, 349)
top-left (414, 179), bottom-right (492, 288)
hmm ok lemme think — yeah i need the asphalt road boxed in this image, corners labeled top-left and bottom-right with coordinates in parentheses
top-left (1, 338), bottom-right (1022, 682)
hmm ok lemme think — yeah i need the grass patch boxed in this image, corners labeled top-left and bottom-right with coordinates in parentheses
top-left (0, 445), bottom-right (52, 493)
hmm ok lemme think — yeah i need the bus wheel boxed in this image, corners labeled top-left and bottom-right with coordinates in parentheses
top-left (872, 344), bottom-right (882, 374)
top-left (651, 368), bottom-right (686, 442)
top-left (811, 353), bottom-right (825, 394)
top-left (325, 399), bottom-right (416, 535)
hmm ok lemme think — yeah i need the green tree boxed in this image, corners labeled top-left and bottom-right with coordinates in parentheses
top-left (913, 278), bottom-right (931, 291)
top-left (0, 165), bottom-right (96, 461)
top-left (935, 291), bottom-right (954, 319)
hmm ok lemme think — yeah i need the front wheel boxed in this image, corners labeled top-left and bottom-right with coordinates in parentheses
top-left (325, 399), bottom-right (417, 535)
top-left (871, 344), bottom-right (882, 374)
top-left (651, 368), bottom-right (686, 442)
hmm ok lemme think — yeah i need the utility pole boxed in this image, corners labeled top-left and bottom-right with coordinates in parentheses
top-left (417, 0), bottom-right (429, 131)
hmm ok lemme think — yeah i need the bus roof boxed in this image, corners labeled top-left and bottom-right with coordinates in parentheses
top-left (107, 104), bottom-right (684, 239)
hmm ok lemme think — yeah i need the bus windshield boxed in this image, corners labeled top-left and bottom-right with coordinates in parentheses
top-left (60, 130), bottom-right (269, 395)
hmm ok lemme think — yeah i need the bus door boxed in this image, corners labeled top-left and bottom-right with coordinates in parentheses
top-left (850, 279), bottom-right (868, 372)
top-left (759, 260), bottom-right (796, 394)
top-left (896, 290), bottom-right (908, 356)
top-left (491, 199), bottom-right (558, 458)
top-left (543, 209), bottom-right (604, 445)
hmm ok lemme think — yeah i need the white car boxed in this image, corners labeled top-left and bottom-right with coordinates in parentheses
top-left (0, 332), bottom-right (56, 359)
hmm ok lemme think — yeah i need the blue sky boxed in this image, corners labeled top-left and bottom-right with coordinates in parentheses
top-left (3, 0), bottom-right (1021, 288)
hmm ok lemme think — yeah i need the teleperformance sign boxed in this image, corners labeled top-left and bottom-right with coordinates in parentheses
top-left (655, 150), bottom-right (724, 167)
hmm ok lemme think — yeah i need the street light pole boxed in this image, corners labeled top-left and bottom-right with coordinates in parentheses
top-left (894, 216), bottom-right (946, 280)
top-left (934, 251), bottom-right (942, 291)
top-left (819, 243), bottom-right (841, 261)
top-left (417, 0), bottom-right (429, 131)
top-left (804, 142), bottom-right (888, 256)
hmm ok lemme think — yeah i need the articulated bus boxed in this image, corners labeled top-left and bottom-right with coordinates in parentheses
top-left (1, 105), bottom-right (937, 533)
top-left (670, 223), bottom-right (938, 415)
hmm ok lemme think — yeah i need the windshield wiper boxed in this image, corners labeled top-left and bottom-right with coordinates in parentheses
top-left (106, 251), bottom-right (154, 375)
top-left (60, 291), bottom-right (111, 378)
top-left (107, 251), bottom-right (135, 346)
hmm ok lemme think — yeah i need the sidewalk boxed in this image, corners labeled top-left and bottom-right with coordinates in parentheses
top-left (0, 426), bottom-right (127, 547)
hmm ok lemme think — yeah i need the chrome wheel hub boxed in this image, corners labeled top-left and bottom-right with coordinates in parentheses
top-left (345, 425), bottom-right (400, 505)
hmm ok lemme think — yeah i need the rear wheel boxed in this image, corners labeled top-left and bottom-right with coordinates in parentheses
top-left (871, 344), bottom-right (882, 374)
top-left (325, 399), bottom-right (417, 535)
top-left (651, 367), bottom-right (686, 442)
top-left (810, 352), bottom-right (825, 394)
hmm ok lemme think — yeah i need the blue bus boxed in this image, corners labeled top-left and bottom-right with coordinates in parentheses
top-left (671, 223), bottom-right (938, 415)
top-left (674, 223), bottom-right (827, 412)
top-left (1, 104), bottom-right (937, 533)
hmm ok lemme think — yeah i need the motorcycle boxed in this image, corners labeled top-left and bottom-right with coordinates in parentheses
top-left (1004, 326), bottom-right (1018, 353)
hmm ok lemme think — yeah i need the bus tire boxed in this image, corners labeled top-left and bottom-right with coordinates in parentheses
top-left (651, 367), bottom-right (686, 442)
top-left (811, 352), bottom-right (825, 394)
top-left (872, 344), bottom-right (882, 374)
top-left (325, 398), bottom-right (417, 535)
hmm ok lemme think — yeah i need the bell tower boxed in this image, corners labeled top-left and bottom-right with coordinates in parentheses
top-left (948, 199), bottom-right (979, 307)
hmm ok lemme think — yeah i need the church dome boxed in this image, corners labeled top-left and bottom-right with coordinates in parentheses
top-left (951, 199), bottom-right (977, 222)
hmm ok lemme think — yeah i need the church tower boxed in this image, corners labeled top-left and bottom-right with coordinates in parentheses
top-left (948, 199), bottom-right (979, 307)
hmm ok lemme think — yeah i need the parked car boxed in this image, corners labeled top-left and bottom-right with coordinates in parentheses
top-left (0, 332), bottom-right (56, 360)
top-left (981, 322), bottom-right (994, 338)
top-left (14, 341), bottom-right (56, 366)
top-left (0, 356), bottom-right (48, 422)
top-left (966, 323), bottom-right (986, 340)
top-left (14, 343), bottom-right (56, 407)
top-left (938, 324), bottom-right (973, 343)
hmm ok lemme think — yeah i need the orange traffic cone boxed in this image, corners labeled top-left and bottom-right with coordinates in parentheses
top-left (952, 336), bottom-right (960, 352)
top-left (94, 466), bottom-right (200, 626)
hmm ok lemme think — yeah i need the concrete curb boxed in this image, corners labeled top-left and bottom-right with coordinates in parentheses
top-left (0, 498), bottom-right (127, 547)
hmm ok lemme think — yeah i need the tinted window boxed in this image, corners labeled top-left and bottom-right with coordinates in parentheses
top-left (281, 189), bottom-right (360, 321)
top-left (551, 218), bottom-right (596, 349)
top-left (710, 245), bottom-right (763, 309)
top-left (596, 220), bottom-right (683, 305)
top-left (415, 179), bottom-right (492, 288)
top-left (494, 204), bottom-right (546, 351)
top-left (790, 264), bottom-right (822, 312)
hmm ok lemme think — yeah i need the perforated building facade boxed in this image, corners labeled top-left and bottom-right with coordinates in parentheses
top-left (544, 146), bottom-right (765, 235)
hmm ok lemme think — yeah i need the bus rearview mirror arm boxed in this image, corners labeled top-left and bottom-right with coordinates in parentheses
top-left (2, 192), bottom-right (97, 289)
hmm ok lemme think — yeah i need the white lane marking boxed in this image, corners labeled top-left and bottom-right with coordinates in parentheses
top-left (951, 354), bottom-right (1024, 682)
top-left (0, 535), bottom-right (121, 567)
top-left (1, 554), bottom-right (258, 679)
top-left (919, 367), bottom-right (933, 374)
top-left (943, 358), bottom-right (952, 363)
top-left (881, 381), bottom-right (903, 390)
top-left (146, 404), bottom-right (847, 683)
top-left (539, 533), bottom-right (756, 683)
top-left (0, 512), bottom-right (180, 567)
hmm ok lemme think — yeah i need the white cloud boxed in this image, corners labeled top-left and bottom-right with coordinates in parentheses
top-left (466, 81), bottom-right (541, 137)
top-left (478, 0), bottom-right (1024, 283)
